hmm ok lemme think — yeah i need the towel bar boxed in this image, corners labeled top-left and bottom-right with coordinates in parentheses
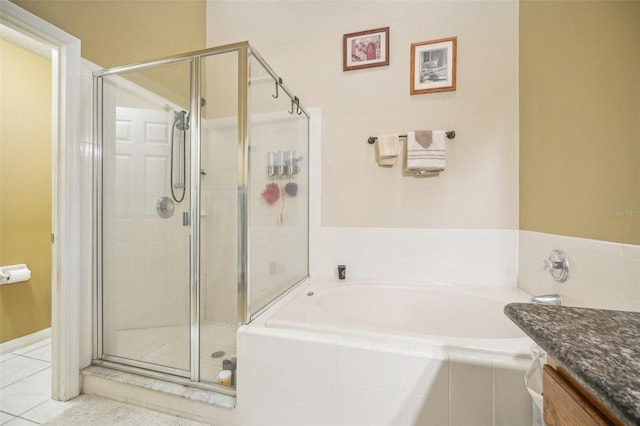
top-left (367, 131), bottom-right (455, 144)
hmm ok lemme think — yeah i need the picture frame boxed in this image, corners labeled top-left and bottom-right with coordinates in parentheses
top-left (410, 37), bottom-right (457, 94)
top-left (343, 27), bottom-right (389, 72)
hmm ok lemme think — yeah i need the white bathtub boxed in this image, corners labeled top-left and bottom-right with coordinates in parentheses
top-left (238, 278), bottom-right (536, 425)
top-left (267, 279), bottom-right (532, 356)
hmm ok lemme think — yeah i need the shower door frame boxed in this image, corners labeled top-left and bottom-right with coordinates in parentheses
top-left (94, 53), bottom-right (200, 380)
top-left (93, 42), bottom-right (310, 390)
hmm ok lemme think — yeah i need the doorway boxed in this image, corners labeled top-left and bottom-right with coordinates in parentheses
top-left (0, 27), bottom-right (52, 352)
top-left (0, 1), bottom-right (83, 401)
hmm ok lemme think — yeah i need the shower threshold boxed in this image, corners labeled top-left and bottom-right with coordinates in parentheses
top-left (87, 359), bottom-right (235, 395)
top-left (89, 320), bottom-right (237, 407)
top-left (82, 364), bottom-right (235, 423)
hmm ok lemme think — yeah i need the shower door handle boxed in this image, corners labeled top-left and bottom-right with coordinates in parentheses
top-left (182, 211), bottom-right (191, 226)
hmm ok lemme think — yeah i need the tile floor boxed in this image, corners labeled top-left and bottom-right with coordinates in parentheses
top-left (0, 337), bottom-right (213, 425)
top-left (0, 337), bottom-right (62, 425)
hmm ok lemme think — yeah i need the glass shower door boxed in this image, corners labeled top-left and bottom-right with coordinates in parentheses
top-left (98, 61), bottom-right (193, 376)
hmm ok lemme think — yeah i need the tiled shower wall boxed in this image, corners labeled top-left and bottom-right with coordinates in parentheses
top-left (246, 115), bottom-right (309, 317)
top-left (202, 113), bottom-right (309, 324)
top-left (518, 231), bottom-right (640, 311)
top-left (201, 120), bottom-right (238, 325)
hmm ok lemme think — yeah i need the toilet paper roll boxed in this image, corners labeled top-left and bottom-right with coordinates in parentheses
top-left (0, 266), bottom-right (31, 285)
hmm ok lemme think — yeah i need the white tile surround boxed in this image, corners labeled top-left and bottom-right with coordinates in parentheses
top-left (519, 230), bottom-right (640, 312)
top-left (236, 292), bottom-right (533, 426)
top-left (231, 228), bottom-right (639, 426)
top-left (310, 227), bottom-right (518, 286)
top-left (309, 228), bottom-right (640, 311)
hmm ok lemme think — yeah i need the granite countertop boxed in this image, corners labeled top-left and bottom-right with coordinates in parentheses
top-left (504, 303), bottom-right (640, 425)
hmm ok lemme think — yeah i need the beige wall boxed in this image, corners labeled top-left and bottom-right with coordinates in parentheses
top-left (0, 40), bottom-right (52, 343)
top-left (520, 1), bottom-right (640, 245)
top-left (11, 0), bottom-right (206, 68)
top-left (207, 1), bottom-right (520, 229)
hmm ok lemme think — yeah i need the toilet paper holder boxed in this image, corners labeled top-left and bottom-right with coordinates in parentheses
top-left (0, 264), bottom-right (32, 285)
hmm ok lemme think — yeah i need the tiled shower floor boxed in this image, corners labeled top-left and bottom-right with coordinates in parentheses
top-left (113, 321), bottom-right (237, 384)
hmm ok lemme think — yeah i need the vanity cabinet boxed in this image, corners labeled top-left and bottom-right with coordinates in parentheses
top-left (543, 357), bottom-right (622, 426)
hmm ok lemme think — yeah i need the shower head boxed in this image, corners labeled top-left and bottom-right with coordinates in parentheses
top-left (172, 98), bottom-right (205, 131)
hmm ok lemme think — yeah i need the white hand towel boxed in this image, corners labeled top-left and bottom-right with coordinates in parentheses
top-left (406, 130), bottom-right (446, 173)
top-left (376, 134), bottom-right (400, 166)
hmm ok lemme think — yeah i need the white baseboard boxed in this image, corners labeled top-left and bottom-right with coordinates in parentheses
top-left (0, 327), bottom-right (51, 355)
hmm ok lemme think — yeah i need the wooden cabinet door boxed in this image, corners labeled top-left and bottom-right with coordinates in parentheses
top-left (543, 365), bottom-right (615, 426)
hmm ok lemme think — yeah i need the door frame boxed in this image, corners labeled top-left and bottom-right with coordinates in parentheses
top-left (0, 2), bottom-right (82, 401)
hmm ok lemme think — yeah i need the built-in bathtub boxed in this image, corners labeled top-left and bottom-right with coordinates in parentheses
top-left (237, 278), bottom-right (536, 426)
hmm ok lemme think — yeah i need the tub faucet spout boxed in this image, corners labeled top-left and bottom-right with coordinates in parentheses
top-left (530, 293), bottom-right (562, 305)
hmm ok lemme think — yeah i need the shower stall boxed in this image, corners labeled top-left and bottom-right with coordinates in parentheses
top-left (93, 42), bottom-right (309, 394)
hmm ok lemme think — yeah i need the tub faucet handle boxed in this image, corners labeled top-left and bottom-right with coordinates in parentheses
top-left (542, 250), bottom-right (569, 282)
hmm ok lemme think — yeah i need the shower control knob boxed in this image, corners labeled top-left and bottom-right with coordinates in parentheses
top-left (542, 250), bottom-right (569, 283)
top-left (156, 196), bottom-right (175, 219)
